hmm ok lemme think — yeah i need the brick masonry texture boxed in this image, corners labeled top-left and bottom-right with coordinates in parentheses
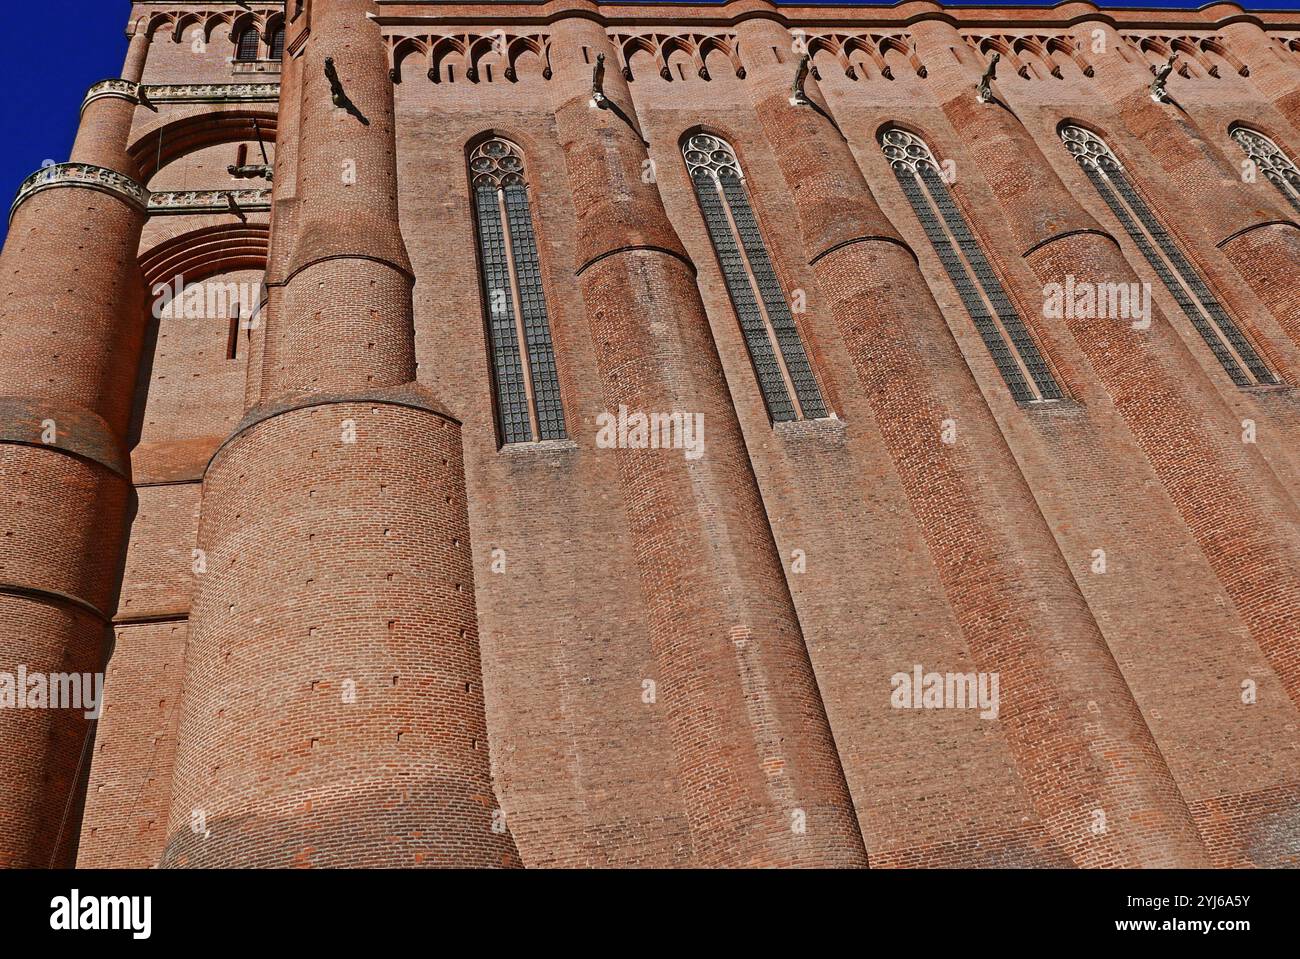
top-left (0, 0), bottom-right (1297, 868)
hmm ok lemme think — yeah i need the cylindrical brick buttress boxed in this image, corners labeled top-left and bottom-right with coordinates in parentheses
top-left (1080, 18), bottom-right (1300, 349)
top-left (161, 394), bottom-right (520, 867)
top-left (1220, 19), bottom-right (1300, 138)
top-left (160, 0), bottom-right (520, 867)
top-left (546, 9), bottom-right (867, 867)
top-left (244, 38), bottom-right (305, 411)
top-left (908, 19), bottom-right (1300, 715)
top-left (0, 56), bottom-right (150, 867)
top-left (737, 15), bottom-right (1208, 868)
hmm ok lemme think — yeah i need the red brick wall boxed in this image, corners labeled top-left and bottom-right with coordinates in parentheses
top-left (4, 0), bottom-right (1299, 868)
top-left (78, 620), bottom-right (189, 868)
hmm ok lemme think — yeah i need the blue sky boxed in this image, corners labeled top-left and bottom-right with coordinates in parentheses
top-left (1, 2), bottom-right (125, 243)
top-left (0, 0), bottom-right (1296, 243)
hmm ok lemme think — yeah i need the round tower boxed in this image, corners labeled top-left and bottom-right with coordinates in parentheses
top-left (735, 14), bottom-right (1211, 868)
top-left (909, 16), bottom-right (1300, 717)
top-left (160, 0), bottom-right (521, 867)
top-left (545, 6), bottom-right (868, 867)
top-left (0, 34), bottom-right (151, 867)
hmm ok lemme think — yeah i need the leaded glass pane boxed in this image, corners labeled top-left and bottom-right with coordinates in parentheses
top-left (692, 172), bottom-right (796, 421)
top-left (469, 137), bottom-right (568, 445)
top-left (504, 185), bottom-right (566, 440)
top-left (719, 174), bottom-right (828, 418)
top-left (473, 184), bottom-right (533, 444)
top-left (684, 133), bottom-right (828, 422)
top-left (236, 29), bottom-right (260, 62)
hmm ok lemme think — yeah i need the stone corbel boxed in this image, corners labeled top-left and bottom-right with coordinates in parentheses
top-left (228, 164), bottom-right (274, 182)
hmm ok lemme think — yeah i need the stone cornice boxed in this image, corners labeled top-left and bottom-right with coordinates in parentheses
top-left (10, 164), bottom-right (271, 223)
top-left (82, 79), bottom-right (280, 115)
top-left (80, 78), bottom-right (140, 115)
top-left (363, 2), bottom-right (1300, 32)
top-left (141, 81), bottom-right (281, 103)
top-left (149, 188), bottom-right (273, 215)
top-left (9, 163), bottom-right (149, 223)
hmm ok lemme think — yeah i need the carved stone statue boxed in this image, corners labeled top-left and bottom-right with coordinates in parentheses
top-left (977, 51), bottom-right (1000, 104)
top-left (790, 53), bottom-right (811, 106)
top-left (1151, 53), bottom-right (1176, 103)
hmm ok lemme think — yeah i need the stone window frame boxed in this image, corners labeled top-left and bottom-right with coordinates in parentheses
top-left (681, 131), bottom-right (829, 423)
top-left (1060, 122), bottom-right (1278, 388)
top-left (880, 125), bottom-right (1064, 404)
top-left (468, 135), bottom-right (567, 447)
top-left (1230, 124), bottom-right (1300, 215)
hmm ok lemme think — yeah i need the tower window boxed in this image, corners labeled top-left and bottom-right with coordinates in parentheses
top-left (1061, 124), bottom-right (1278, 387)
top-left (227, 308), bottom-right (241, 360)
top-left (881, 127), bottom-right (1063, 403)
top-left (270, 26), bottom-right (286, 62)
top-left (235, 28), bottom-right (260, 62)
top-left (1230, 125), bottom-right (1300, 215)
top-left (682, 133), bottom-right (827, 422)
top-left (469, 137), bottom-right (566, 445)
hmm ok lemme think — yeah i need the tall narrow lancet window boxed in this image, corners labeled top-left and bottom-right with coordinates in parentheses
top-left (1061, 124), bottom-right (1279, 388)
top-left (1231, 125), bottom-right (1300, 215)
top-left (469, 137), bottom-right (566, 445)
top-left (880, 128), bottom-right (1063, 403)
top-left (270, 26), bottom-right (286, 62)
top-left (682, 133), bottom-right (827, 422)
top-left (235, 28), bottom-right (261, 63)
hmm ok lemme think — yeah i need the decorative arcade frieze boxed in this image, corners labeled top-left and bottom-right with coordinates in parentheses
top-left (1121, 34), bottom-right (1251, 78)
top-left (148, 188), bottom-right (272, 215)
top-left (387, 32), bottom-right (553, 84)
top-left (8, 162), bottom-right (149, 223)
top-left (80, 80), bottom-right (280, 113)
top-left (9, 165), bottom-right (271, 223)
top-left (963, 34), bottom-right (1095, 80)
top-left (141, 82), bottom-right (281, 104)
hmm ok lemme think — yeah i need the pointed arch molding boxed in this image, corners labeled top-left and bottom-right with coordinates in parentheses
top-left (613, 32), bottom-right (746, 81)
top-left (387, 32), bottom-right (553, 83)
top-left (144, 7), bottom-right (282, 44)
top-left (139, 222), bottom-right (270, 293)
top-left (964, 33), bottom-right (1094, 79)
top-left (130, 110), bottom-right (279, 183)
